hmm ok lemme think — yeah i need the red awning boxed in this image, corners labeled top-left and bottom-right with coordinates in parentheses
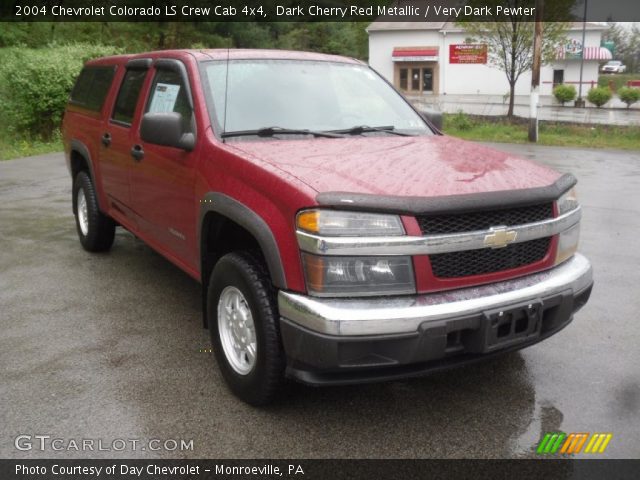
top-left (392, 47), bottom-right (439, 58)
top-left (556, 46), bottom-right (613, 60)
top-left (584, 47), bottom-right (613, 60)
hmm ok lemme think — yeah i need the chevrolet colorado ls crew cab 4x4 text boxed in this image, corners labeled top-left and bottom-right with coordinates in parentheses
top-left (62, 49), bottom-right (593, 405)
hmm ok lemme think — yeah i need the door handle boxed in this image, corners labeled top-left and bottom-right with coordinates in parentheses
top-left (101, 133), bottom-right (111, 147)
top-left (130, 144), bottom-right (144, 161)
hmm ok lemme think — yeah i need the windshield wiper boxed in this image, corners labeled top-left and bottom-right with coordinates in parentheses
top-left (221, 127), bottom-right (342, 139)
top-left (328, 125), bottom-right (413, 137)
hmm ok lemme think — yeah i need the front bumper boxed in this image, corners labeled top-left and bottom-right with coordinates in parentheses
top-left (278, 254), bottom-right (593, 385)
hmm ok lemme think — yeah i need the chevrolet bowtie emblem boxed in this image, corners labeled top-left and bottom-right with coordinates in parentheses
top-left (484, 226), bottom-right (518, 249)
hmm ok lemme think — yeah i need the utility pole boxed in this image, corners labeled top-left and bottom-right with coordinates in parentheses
top-left (529, 0), bottom-right (544, 142)
top-left (575, 0), bottom-right (588, 108)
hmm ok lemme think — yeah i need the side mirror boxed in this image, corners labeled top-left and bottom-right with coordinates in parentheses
top-left (140, 112), bottom-right (195, 151)
top-left (419, 108), bottom-right (443, 131)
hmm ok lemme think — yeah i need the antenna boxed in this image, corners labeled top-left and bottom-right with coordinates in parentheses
top-left (222, 37), bottom-right (231, 143)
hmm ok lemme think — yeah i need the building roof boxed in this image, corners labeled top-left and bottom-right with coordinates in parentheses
top-left (367, 22), bottom-right (446, 32)
top-left (367, 21), bottom-right (607, 34)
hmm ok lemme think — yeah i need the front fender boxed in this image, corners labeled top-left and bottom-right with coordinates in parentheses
top-left (198, 192), bottom-right (287, 289)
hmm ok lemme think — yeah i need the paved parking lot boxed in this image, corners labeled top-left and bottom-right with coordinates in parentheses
top-left (1, 144), bottom-right (639, 459)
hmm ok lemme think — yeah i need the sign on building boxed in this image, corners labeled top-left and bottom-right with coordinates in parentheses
top-left (564, 39), bottom-right (583, 59)
top-left (449, 44), bottom-right (488, 64)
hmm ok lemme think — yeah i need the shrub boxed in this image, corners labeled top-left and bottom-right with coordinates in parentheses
top-left (553, 84), bottom-right (577, 105)
top-left (449, 111), bottom-right (474, 131)
top-left (617, 86), bottom-right (640, 108)
top-left (587, 86), bottom-right (612, 108)
top-left (0, 43), bottom-right (121, 139)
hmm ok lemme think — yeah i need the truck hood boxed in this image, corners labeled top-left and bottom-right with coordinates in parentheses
top-left (229, 135), bottom-right (561, 198)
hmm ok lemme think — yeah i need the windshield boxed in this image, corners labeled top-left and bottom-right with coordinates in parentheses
top-left (200, 59), bottom-right (431, 137)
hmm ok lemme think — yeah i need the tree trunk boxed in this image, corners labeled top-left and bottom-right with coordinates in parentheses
top-left (508, 82), bottom-right (516, 118)
top-left (158, 21), bottom-right (165, 49)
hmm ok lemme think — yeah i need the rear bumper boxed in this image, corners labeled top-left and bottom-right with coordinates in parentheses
top-left (278, 254), bottom-right (593, 385)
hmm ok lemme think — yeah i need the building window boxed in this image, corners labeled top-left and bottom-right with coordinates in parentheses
top-left (399, 68), bottom-right (408, 90)
top-left (553, 69), bottom-right (565, 86)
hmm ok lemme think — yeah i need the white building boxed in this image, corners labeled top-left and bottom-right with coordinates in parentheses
top-left (367, 22), bottom-right (611, 97)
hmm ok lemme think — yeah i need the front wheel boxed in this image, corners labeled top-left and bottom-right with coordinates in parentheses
top-left (207, 251), bottom-right (285, 405)
top-left (73, 171), bottom-right (115, 252)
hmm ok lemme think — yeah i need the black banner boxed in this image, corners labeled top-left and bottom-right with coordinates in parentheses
top-left (2, 459), bottom-right (640, 480)
top-left (1, 0), bottom-right (640, 22)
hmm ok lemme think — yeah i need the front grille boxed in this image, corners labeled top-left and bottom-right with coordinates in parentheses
top-left (417, 203), bottom-right (553, 235)
top-left (429, 237), bottom-right (551, 278)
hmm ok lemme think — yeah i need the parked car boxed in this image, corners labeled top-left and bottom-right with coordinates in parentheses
top-left (601, 60), bottom-right (627, 73)
top-left (62, 49), bottom-right (593, 405)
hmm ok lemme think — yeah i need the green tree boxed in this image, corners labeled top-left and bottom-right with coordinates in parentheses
top-left (553, 84), bottom-right (577, 105)
top-left (0, 21), bottom-right (370, 60)
top-left (460, 0), bottom-right (572, 117)
top-left (587, 86), bottom-right (612, 107)
top-left (617, 86), bottom-right (640, 108)
top-left (0, 43), bottom-right (121, 137)
top-left (603, 22), bottom-right (640, 74)
top-left (0, 21), bottom-right (371, 141)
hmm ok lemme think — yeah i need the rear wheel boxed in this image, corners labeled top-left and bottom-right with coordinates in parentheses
top-left (207, 251), bottom-right (285, 405)
top-left (73, 171), bottom-right (115, 252)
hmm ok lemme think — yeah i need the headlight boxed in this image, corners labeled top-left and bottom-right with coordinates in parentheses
top-left (297, 209), bottom-right (404, 236)
top-left (555, 188), bottom-right (580, 264)
top-left (557, 188), bottom-right (579, 215)
top-left (555, 223), bottom-right (580, 265)
top-left (301, 253), bottom-right (415, 297)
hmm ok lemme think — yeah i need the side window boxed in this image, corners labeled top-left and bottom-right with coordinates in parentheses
top-left (70, 66), bottom-right (115, 112)
top-left (112, 69), bottom-right (147, 126)
top-left (145, 69), bottom-right (194, 133)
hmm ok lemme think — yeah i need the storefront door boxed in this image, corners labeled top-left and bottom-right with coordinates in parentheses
top-left (396, 64), bottom-right (437, 94)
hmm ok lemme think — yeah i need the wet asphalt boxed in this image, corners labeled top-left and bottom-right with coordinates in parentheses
top-left (1, 144), bottom-right (639, 459)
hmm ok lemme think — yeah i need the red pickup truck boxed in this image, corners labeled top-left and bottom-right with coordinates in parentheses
top-left (62, 49), bottom-right (592, 405)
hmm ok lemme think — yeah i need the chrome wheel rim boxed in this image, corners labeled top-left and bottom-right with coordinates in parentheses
top-left (77, 188), bottom-right (89, 236)
top-left (217, 286), bottom-right (257, 375)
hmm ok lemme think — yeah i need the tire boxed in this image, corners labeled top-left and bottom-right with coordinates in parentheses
top-left (207, 251), bottom-right (285, 405)
top-left (73, 171), bottom-right (115, 252)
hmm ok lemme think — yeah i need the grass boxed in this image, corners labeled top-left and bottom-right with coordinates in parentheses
top-left (443, 112), bottom-right (640, 151)
top-left (0, 133), bottom-right (62, 161)
top-left (598, 73), bottom-right (640, 91)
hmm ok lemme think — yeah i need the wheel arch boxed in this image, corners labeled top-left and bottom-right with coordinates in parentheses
top-left (199, 193), bottom-right (287, 327)
top-left (69, 139), bottom-right (102, 211)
